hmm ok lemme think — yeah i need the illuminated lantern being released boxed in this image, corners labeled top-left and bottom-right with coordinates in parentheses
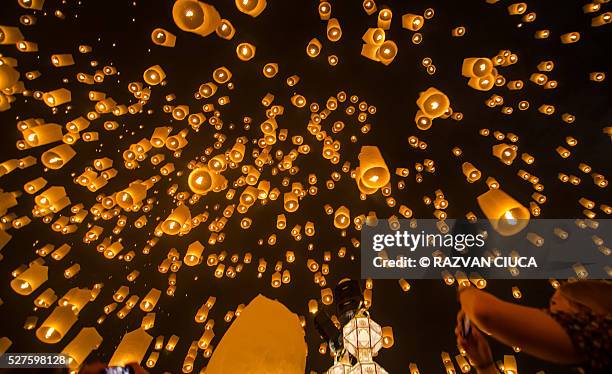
top-left (172, 0), bottom-right (221, 37)
top-left (477, 189), bottom-right (530, 236)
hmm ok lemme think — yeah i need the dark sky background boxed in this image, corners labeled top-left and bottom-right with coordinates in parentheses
top-left (0, 0), bottom-right (610, 373)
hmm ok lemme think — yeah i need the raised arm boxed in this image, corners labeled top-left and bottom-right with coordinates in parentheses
top-left (459, 287), bottom-right (584, 365)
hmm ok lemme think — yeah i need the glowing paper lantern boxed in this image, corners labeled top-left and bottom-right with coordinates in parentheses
top-left (376, 40), bottom-right (398, 65)
top-left (236, 42), bottom-right (256, 61)
top-left (18, 0), bottom-right (45, 10)
top-left (0, 64), bottom-right (20, 90)
top-left (402, 14), bottom-right (424, 31)
top-left (23, 124), bottom-right (63, 147)
top-left (416, 87), bottom-right (450, 119)
top-left (36, 305), bottom-right (78, 344)
top-left (334, 206), bottom-right (351, 229)
top-left (41, 144), bottom-right (76, 169)
top-left (140, 289), bottom-right (161, 312)
top-left (306, 38), bottom-right (322, 58)
top-left (358, 146), bottom-right (390, 189)
top-left (42, 88), bottom-right (71, 107)
top-left (151, 28), bottom-right (176, 47)
top-left (462, 58), bottom-right (493, 78)
top-left (283, 191), bottom-right (299, 212)
top-left (143, 65), bottom-right (166, 86)
top-left (184, 240), bottom-right (204, 266)
top-left (377, 8), bottom-right (392, 30)
top-left (172, 0), bottom-right (221, 37)
top-left (327, 18), bottom-right (342, 42)
top-left (61, 327), bottom-right (103, 369)
top-left (50, 54), bottom-right (74, 67)
top-left (216, 19), bottom-right (236, 39)
top-left (161, 205), bottom-right (191, 235)
top-left (492, 143), bottom-right (517, 165)
top-left (188, 165), bottom-right (215, 194)
top-left (262, 63), bottom-right (278, 78)
top-left (477, 189), bottom-right (530, 236)
top-left (235, 0), bottom-right (267, 17)
top-left (10, 263), bottom-right (48, 295)
top-left (205, 294), bottom-right (307, 374)
top-left (109, 328), bottom-right (153, 367)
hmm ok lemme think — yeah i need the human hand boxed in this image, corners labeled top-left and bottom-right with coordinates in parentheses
top-left (455, 309), bottom-right (494, 370)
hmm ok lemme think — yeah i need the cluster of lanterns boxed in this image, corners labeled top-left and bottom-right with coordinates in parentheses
top-left (0, 0), bottom-right (610, 372)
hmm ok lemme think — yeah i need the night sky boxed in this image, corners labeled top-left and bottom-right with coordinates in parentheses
top-left (0, 0), bottom-right (610, 373)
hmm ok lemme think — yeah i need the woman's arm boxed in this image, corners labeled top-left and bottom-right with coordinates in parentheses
top-left (459, 287), bottom-right (584, 365)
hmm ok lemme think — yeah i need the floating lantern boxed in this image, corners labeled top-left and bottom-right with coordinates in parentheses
top-left (235, 0), bottom-right (267, 17)
top-left (151, 28), bottom-right (176, 47)
top-left (143, 65), bottom-right (166, 86)
top-left (36, 305), bottom-right (78, 344)
top-left (416, 87), bottom-right (450, 118)
top-left (402, 14), bottom-right (424, 31)
top-left (477, 189), bottom-right (530, 236)
top-left (172, 0), bottom-right (221, 36)
top-left (10, 263), bottom-right (48, 295)
top-left (236, 42), bottom-right (256, 61)
top-left (358, 146), bottom-right (390, 189)
top-left (43, 89), bottom-right (71, 107)
top-left (41, 144), bottom-right (76, 169)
